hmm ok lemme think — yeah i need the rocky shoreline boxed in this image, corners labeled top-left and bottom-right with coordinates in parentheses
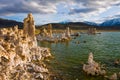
top-left (0, 13), bottom-right (52, 80)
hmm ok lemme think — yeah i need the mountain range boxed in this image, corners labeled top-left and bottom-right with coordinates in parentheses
top-left (0, 17), bottom-right (120, 30)
top-left (100, 18), bottom-right (120, 27)
top-left (0, 18), bottom-right (23, 28)
top-left (84, 18), bottom-right (120, 27)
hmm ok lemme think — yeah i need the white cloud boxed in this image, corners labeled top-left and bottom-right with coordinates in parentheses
top-left (68, 0), bottom-right (120, 18)
top-left (0, 0), bottom-right (120, 24)
top-left (0, 0), bottom-right (120, 16)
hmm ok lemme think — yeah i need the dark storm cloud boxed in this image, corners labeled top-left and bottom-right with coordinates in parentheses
top-left (68, 0), bottom-right (120, 15)
top-left (69, 8), bottom-right (97, 14)
top-left (0, 0), bottom-right (58, 15)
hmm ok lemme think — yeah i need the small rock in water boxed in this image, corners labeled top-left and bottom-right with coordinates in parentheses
top-left (83, 52), bottom-right (106, 76)
top-left (114, 59), bottom-right (120, 65)
top-left (109, 73), bottom-right (117, 80)
top-left (76, 78), bottom-right (79, 80)
top-left (83, 40), bottom-right (87, 43)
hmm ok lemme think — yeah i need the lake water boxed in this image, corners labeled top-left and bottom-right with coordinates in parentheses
top-left (38, 32), bottom-right (120, 80)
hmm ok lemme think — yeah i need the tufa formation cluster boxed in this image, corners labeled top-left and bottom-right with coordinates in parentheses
top-left (0, 13), bottom-right (51, 80)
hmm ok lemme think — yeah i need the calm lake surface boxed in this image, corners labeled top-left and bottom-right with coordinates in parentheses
top-left (38, 32), bottom-right (120, 80)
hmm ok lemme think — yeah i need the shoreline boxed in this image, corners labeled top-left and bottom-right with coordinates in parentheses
top-left (0, 13), bottom-right (53, 80)
top-left (52, 29), bottom-right (120, 33)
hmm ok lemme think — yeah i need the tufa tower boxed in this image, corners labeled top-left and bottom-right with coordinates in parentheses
top-left (23, 13), bottom-right (35, 38)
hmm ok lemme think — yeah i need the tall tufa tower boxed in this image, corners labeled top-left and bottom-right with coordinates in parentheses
top-left (23, 13), bottom-right (35, 38)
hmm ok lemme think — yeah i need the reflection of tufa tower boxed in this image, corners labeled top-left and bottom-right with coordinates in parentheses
top-left (23, 13), bottom-right (35, 38)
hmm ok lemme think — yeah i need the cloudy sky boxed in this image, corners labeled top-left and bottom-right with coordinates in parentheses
top-left (0, 0), bottom-right (120, 25)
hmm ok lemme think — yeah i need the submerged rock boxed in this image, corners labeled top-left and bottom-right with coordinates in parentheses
top-left (109, 73), bottom-right (117, 80)
top-left (114, 59), bottom-right (120, 65)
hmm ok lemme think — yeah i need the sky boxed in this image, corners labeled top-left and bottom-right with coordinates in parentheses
top-left (0, 0), bottom-right (120, 25)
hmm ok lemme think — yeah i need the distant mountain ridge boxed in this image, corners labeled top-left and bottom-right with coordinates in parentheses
top-left (59, 20), bottom-right (72, 24)
top-left (85, 18), bottom-right (120, 27)
top-left (37, 22), bottom-right (94, 30)
top-left (100, 18), bottom-right (120, 27)
top-left (84, 21), bottom-right (99, 26)
top-left (0, 17), bottom-right (120, 30)
top-left (0, 18), bottom-right (23, 28)
top-left (39, 18), bottom-right (120, 30)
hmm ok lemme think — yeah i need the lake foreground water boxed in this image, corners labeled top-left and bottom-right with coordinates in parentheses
top-left (38, 32), bottom-right (120, 80)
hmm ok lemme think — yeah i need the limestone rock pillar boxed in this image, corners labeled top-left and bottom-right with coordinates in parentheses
top-left (47, 24), bottom-right (53, 38)
top-left (66, 27), bottom-right (70, 38)
top-left (23, 13), bottom-right (35, 38)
